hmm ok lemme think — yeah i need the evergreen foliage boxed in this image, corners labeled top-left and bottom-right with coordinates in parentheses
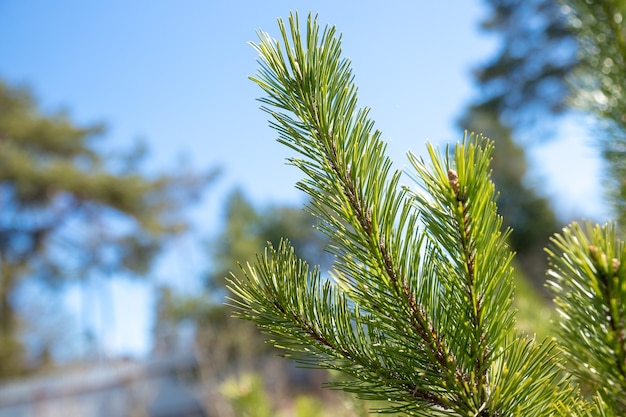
top-left (226, 13), bottom-right (622, 415)
top-left (547, 221), bottom-right (626, 413)
top-left (458, 106), bottom-right (560, 290)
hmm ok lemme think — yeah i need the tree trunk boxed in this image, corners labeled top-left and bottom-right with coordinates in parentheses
top-left (0, 252), bottom-right (24, 379)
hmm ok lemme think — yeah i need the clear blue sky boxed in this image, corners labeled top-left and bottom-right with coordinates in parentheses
top-left (0, 1), bottom-right (610, 358)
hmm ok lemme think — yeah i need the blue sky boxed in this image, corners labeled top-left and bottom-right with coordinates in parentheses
top-left (0, 1), bottom-right (610, 357)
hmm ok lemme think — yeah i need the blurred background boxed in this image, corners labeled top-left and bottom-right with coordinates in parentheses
top-left (0, 1), bottom-right (614, 416)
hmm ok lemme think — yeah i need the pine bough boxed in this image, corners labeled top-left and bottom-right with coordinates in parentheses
top-left (227, 13), bottom-right (625, 416)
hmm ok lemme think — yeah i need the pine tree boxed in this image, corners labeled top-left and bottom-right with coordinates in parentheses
top-left (563, 0), bottom-right (626, 229)
top-left (225, 13), bottom-right (626, 415)
top-left (473, 0), bottom-right (578, 133)
top-left (0, 80), bottom-right (211, 377)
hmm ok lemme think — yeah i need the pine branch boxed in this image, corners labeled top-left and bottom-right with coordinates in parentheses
top-left (547, 221), bottom-right (626, 413)
top-left (247, 13), bottom-right (461, 410)
top-left (228, 241), bottom-right (453, 413)
top-left (406, 137), bottom-right (528, 412)
top-left (228, 11), bottom-right (589, 416)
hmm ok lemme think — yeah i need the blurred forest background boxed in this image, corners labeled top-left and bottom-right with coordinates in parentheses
top-left (0, 0), bottom-right (621, 416)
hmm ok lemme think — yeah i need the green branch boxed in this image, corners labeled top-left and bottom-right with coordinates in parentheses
top-left (228, 11), bottom-right (593, 416)
top-left (547, 221), bottom-right (626, 412)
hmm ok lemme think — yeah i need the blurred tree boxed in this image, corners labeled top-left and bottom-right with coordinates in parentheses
top-left (563, 0), bottom-right (626, 230)
top-left (208, 189), bottom-right (331, 292)
top-left (474, 0), bottom-right (626, 230)
top-left (461, 0), bottom-right (573, 290)
top-left (0, 80), bottom-right (212, 378)
top-left (474, 0), bottom-right (578, 135)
